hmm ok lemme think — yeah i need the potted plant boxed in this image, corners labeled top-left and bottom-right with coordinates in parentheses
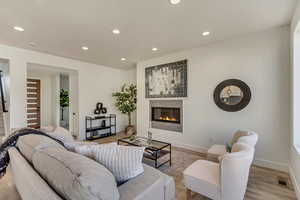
top-left (60, 89), bottom-right (69, 121)
top-left (113, 84), bottom-right (137, 135)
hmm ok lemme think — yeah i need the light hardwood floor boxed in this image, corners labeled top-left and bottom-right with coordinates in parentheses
top-left (97, 133), bottom-right (297, 200)
top-left (0, 133), bottom-right (297, 200)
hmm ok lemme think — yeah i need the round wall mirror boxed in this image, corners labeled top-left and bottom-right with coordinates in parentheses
top-left (214, 79), bottom-right (251, 112)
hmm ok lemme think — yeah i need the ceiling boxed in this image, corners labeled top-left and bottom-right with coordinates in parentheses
top-left (0, 0), bottom-right (297, 69)
top-left (27, 63), bottom-right (77, 76)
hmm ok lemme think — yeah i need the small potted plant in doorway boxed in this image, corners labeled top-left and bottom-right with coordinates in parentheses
top-left (113, 84), bottom-right (137, 135)
top-left (60, 89), bottom-right (69, 122)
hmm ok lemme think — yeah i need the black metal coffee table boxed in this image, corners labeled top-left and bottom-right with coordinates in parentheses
top-left (118, 136), bottom-right (171, 168)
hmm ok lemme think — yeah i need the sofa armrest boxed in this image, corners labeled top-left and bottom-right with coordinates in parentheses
top-left (8, 148), bottom-right (63, 200)
top-left (118, 164), bottom-right (175, 200)
top-left (163, 174), bottom-right (176, 200)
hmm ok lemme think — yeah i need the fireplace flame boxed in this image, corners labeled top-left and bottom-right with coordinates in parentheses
top-left (159, 116), bottom-right (177, 121)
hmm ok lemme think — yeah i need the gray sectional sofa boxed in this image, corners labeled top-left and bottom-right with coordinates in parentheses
top-left (8, 134), bottom-right (175, 200)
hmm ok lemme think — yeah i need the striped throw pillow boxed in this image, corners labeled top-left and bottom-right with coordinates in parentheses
top-left (92, 145), bottom-right (145, 183)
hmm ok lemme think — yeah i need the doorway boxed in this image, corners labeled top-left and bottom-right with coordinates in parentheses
top-left (26, 63), bottom-right (79, 136)
top-left (26, 79), bottom-right (41, 129)
top-left (59, 74), bottom-right (69, 130)
top-left (0, 59), bottom-right (9, 138)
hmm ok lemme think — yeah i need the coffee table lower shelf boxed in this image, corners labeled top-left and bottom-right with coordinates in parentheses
top-left (117, 137), bottom-right (172, 168)
top-left (144, 149), bottom-right (171, 168)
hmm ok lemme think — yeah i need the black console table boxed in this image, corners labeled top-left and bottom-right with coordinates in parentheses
top-left (85, 114), bottom-right (116, 140)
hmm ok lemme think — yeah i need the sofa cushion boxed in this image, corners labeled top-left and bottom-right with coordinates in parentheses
top-left (118, 164), bottom-right (175, 200)
top-left (32, 147), bottom-right (120, 200)
top-left (16, 134), bottom-right (64, 163)
top-left (92, 145), bottom-right (145, 183)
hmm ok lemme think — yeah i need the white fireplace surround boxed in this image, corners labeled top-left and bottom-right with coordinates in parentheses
top-left (150, 100), bottom-right (183, 132)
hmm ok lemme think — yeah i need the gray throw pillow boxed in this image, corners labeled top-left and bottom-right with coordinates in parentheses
top-left (16, 134), bottom-right (64, 163)
top-left (32, 147), bottom-right (120, 200)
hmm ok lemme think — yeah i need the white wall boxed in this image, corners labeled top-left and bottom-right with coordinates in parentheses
top-left (0, 44), bottom-right (136, 139)
top-left (52, 74), bottom-right (60, 128)
top-left (69, 73), bottom-right (79, 136)
top-left (122, 68), bottom-right (137, 126)
top-left (123, 67), bottom-right (137, 85)
top-left (290, 1), bottom-right (300, 198)
top-left (137, 26), bottom-right (290, 172)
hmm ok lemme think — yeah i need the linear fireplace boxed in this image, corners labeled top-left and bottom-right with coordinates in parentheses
top-left (152, 107), bottom-right (180, 124)
top-left (150, 100), bottom-right (183, 132)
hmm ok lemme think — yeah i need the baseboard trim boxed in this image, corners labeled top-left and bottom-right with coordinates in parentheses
top-left (253, 158), bottom-right (289, 172)
top-left (172, 142), bottom-right (207, 153)
top-left (171, 142), bottom-right (289, 172)
top-left (290, 167), bottom-right (300, 200)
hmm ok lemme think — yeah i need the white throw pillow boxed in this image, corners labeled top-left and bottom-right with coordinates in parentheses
top-left (47, 127), bottom-right (74, 143)
top-left (40, 126), bottom-right (55, 133)
top-left (92, 145), bottom-right (145, 183)
top-left (64, 141), bottom-right (98, 152)
top-left (74, 143), bottom-right (117, 158)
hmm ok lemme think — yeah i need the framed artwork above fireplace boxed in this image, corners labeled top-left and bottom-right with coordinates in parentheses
top-left (145, 60), bottom-right (187, 98)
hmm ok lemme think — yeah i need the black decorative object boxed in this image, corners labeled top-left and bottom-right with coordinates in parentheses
top-left (96, 102), bottom-right (103, 110)
top-left (85, 114), bottom-right (116, 140)
top-left (101, 107), bottom-right (107, 114)
top-left (101, 120), bottom-right (106, 127)
top-left (145, 60), bottom-right (187, 98)
top-left (94, 102), bottom-right (108, 115)
top-left (94, 109), bottom-right (101, 115)
top-left (214, 79), bottom-right (251, 112)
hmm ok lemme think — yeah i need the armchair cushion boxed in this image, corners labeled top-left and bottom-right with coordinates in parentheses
top-left (183, 160), bottom-right (220, 200)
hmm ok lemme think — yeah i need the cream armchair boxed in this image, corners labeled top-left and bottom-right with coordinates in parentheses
top-left (183, 143), bottom-right (255, 200)
top-left (207, 130), bottom-right (258, 161)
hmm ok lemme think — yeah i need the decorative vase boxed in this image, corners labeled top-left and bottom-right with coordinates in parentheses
top-left (125, 125), bottom-right (135, 135)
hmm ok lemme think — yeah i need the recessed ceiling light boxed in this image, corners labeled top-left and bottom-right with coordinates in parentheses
top-left (121, 58), bottom-right (126, 61)
top-left (169, 0), bottom-right (181, 5)
top-left (112, 29), bottom-right (120, 34)
top-left (152, 47), bottom-right (158, 51)
top-left (202, 31), bottom-right (210, 36)
top-left (13, 26), bottom-right (24, 32)
top-left (81, 46), bottom-right (89, 50)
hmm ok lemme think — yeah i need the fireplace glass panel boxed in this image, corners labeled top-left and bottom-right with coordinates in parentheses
top-left (152, 107), bottom-right (180, 124)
